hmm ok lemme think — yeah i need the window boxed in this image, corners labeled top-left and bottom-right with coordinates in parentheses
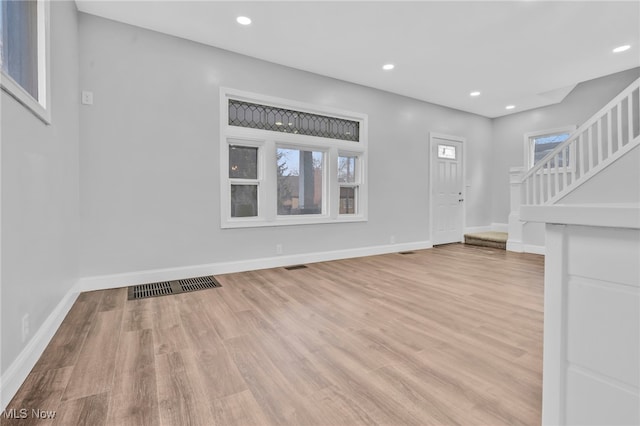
top-left (338, 154), bottom-right (360, 215)
top-left (221, 88), bottom-right (368, 228)
top-left (437, 144), bottom-right (456, 160)
top-left (0, 0), bottom-right (50, 123)
top-left (524, 126), bottom-right (576, 170)
top-left (277, 148), bottom-right (324, 215)
top-left (229, 145), bottom-right (259, 217)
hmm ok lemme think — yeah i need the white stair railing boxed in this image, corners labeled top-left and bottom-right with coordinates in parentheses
top-left (521, 77), bottom-right (640, 205)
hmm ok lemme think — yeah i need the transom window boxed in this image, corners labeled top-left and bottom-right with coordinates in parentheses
top-left (229, 99), bottom-right (360, 142)
top-left (220, 88), bottom-right (368, 228)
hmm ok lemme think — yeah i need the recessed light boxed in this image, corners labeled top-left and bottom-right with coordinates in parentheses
top-left (505, 105), bottom-right (515, 110)
top-left (382, 63), bottom-right (395, 71)
top-left (236, 16), bottom-right (252, 25)
top-left (470, 91), bottom-right (481, 97)
top-left (613, 45), bottom-right (631, 53)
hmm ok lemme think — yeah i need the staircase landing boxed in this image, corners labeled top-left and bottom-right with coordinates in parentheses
top-left (464, 231), bottom-right (508, 250)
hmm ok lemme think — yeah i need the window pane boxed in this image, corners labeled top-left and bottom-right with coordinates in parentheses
top-left (231, 185), bottom-right (257, 217)
top-left (229, 146), bottom-right (258, 179)
top-left (338, 156), bottom-right (357, 183)
top-left (534, 133), bottom-right (570, 166)
top-left (437, 144), bottom-right (456, 159)
top-left (0, 2), bottom-right (4, 69)
top-left (277, 148), bottom-right (323, 215)
top-left (1, 0), bottom-right (38, 99)
top-left (339, 187), bottom-right (356, 214)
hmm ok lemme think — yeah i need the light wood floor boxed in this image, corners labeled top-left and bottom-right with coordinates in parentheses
top-left (5, 244), bottom-right (544, 425)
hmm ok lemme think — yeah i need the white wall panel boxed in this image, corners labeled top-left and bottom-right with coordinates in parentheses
top-left (567, 277), bottom-right (639, 387)
top-left (542, 222), bottom-right (640, 425)
top-left (566, 367), bottom-right (639, 426)
top-left (568, 226), bottom-right (640, 286)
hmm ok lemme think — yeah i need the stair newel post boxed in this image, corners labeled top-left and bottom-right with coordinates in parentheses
top-left (507, 167), bottom-right (525, 252)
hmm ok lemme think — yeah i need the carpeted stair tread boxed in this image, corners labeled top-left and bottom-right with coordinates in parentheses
top-left (464, 231), bottom-right (508, 249)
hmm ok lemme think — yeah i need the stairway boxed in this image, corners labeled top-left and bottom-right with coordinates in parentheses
top-left (520, 78), bottom-right (640, 206)
top-left (507, 77), bottom-right (639, 255)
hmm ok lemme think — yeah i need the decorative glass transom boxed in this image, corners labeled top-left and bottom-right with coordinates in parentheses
top-left (229, 99), bottom-right (360, 142)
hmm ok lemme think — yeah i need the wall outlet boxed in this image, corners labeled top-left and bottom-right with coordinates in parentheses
top-left (81, 90), bottom-right (94, 105)
top-left (276, 244), bottom-right (283, 255)
top-left (22, 314), bottom-right (30, 343)
top-left (390, 235), bottom-right (396, 244)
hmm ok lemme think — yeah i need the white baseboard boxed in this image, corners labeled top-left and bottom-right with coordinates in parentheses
top-left (0, 282), bottom-right (81, 410)
top-left (507, 240), bottom-right (545, 255)
top-left (506, 240), bottom-right (523, 252)
top-left (491, 222), bottom-right (509, 233)
top-left (79, 241), bottom-right (433, 292)
top-left (524, 244), bottom-right (546, 255)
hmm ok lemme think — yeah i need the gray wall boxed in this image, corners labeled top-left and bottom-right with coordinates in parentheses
top-left (78, 13), bottom-right (494, 277)
top-left (561, 144), bottom-right (640, 204)
top-left (492, 67), bottom-right (640, 224)
top-left (1, 1), bottom-right (80, 373)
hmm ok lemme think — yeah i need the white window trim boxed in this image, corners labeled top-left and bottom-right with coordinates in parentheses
top-left (0, 0), bottom-right (51, 124)
top-left (220, 87), bottom-right (368, 229)
top-left (524, 125), bottom-right (576, 171)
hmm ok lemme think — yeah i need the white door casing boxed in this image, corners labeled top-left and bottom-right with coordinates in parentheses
top-left (430, 133), bottom-right (465, 245)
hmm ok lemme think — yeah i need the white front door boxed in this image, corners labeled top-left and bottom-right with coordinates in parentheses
top-left (431, 135), bottom-right (464, 245)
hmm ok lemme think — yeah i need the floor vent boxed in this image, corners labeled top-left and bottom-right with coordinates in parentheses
top-left (129, 281), bottom-right (173, 300)
top-left (284, 264), bottom-right (308, 271)
top-left (128, 275), bottom-right (221, 300)
top-left (399, 251), bottom-right (416, 255)
top-left (179, 276), bottom-right (221, 292)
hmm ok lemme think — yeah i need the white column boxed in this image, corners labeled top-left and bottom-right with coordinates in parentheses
top-left (507, 166), bottom-right (525, 252)
top-left (541, 223), bottom-right (567, 425)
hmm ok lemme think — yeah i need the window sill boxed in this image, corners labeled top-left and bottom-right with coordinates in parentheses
top-left (221, 214), bottom-right (367, 229)
top-left (1, 71), bottom-right (51, 125)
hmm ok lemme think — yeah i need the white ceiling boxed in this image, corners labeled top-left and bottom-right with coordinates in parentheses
top-left (75, 1), bottom-right (640, 118)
